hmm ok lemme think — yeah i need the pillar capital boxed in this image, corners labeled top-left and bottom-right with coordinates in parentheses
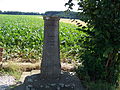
top-left (43, 16), bottom-right (60, 21)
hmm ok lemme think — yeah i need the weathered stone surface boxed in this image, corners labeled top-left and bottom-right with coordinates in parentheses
top-left (12, 72), bottom-right (84, 90)
top-left (41, 16), bottom-right (61, 78)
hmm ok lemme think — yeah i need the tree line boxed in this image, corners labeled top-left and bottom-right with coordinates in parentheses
top-left (0, 10), bottom-right (40, 15)
top-left (0, 10), bottom-right (84, 19)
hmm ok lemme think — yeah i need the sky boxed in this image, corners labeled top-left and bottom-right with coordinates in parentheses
top-left (0, 0), bottom-right (78, 13)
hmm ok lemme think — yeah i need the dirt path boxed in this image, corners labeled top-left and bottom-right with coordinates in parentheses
top-left (2, 62), bottom-right (75, 72)
top-left (60, 18), bottom-right (86, 26)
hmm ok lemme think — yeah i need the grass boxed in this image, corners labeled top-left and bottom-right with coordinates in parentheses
top-left (85, 81), bottom-right (117, 90)
top-left (0, 62), bottom-right (22, 80)
top-left (76, 65), bottom-right (120, 90)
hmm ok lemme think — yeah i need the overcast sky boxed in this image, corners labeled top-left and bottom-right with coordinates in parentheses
top-left (0, 0), bottom-right (78, 13)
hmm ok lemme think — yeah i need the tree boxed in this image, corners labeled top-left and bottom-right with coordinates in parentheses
top-left (66, 0), bottom-right (120, 87)
top-left (0, 10), bottom-right (2, 14)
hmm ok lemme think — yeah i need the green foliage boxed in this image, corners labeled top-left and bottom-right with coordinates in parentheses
top-left (0, 14), bottom-right (85, 62)
top-left (60, 23), bottom-right (86, 61)
top-left (67, 0), bottom-right (120, 87)
top-left (86, 81), bottom-right (116, 90)
top-left (0, 15), bottom-right (44, 60)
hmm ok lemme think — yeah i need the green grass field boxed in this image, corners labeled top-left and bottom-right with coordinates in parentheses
top-left (0, 14), bottom-right (86, 62)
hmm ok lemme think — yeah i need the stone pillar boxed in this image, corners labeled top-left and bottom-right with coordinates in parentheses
top-left (13, 16), bottom-right (84, 90)
top-left (41, 16), bottom-right (61, 78)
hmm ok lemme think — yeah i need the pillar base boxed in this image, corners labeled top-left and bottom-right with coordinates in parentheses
top-left (12, 71), bottom-right (84, 90)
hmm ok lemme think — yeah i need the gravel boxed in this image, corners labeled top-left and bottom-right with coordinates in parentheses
top-left (0, 75), bottom-right (16, 90)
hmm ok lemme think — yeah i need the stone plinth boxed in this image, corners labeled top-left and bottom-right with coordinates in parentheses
top-left (13, 72), bottom-right (84, 90)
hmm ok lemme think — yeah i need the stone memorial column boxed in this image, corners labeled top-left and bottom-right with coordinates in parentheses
top-left (14, 16), bottom-right (84, 90)
top-left (41, 16), bottom-right (61, 78)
